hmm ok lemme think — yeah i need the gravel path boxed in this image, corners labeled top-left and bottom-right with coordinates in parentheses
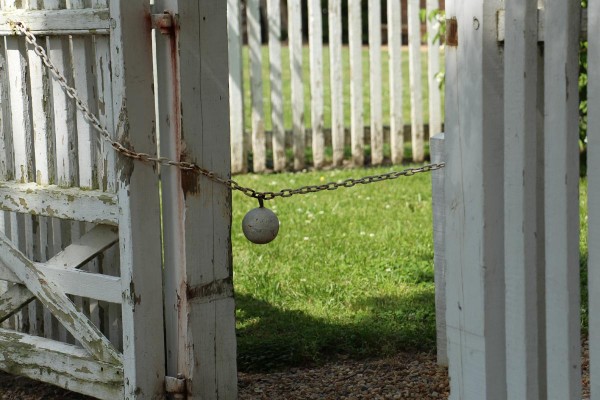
top-left (0, 342), bottom-right (593, 399)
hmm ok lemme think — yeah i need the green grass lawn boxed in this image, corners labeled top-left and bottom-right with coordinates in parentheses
top-left (242, 45), bottom-right (445, 132)
top-left (233, 169), bottom-right (591, 373)
top-left (233, 166), bottom-right (437, 371)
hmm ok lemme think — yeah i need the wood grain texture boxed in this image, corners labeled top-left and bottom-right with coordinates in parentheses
top-left (267, 0), bottom-right (285, 172)
top-left (388, 0), bottom-right (403, 164)
top-left (348, 0), bottom-right (363, 166)
top-left (328, 0), bottom-right (344, 166)
top-left (289, 0), bottom-right (305, 170)
top-left (407, 0), bottom-right (424, 162)
top-left (444, 0), bottom-right (506, 398)
top-left (368, 0), bottom-right (383, 165)
top-left (228, 0), bottom-right (246, 174)
top-left (503, 1), bottom-right (541, 397)
top-left (308, 0), bottom-right (324, 168)
top-left (544, 0), bottom-right (582, 398)
top-left (110, 0), bottom-right (166, 397)
top-left (247, 0), bottom-right (266, 173)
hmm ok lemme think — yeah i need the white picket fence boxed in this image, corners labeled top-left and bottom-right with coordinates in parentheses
top-left (0, 1), bottom-right (236, 399)
top-left (228, 0), bottom-right (444, 173)
top-left (432, 0), bottom-right (599, 398)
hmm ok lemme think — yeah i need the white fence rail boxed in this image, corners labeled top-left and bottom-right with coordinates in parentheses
top-left (434, 1), bottom-right (597, 398)
top-left (228, 0), bottom-right (444, 173)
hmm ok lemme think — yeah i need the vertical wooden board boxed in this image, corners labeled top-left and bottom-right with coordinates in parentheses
top-left (153, 0), bottom-right (188, 379)
top-left (247, 0), bottom-right (266, 173)
top-left (289, 0), bottom-right (305, 170)
top-left (24, 0), bottom-right (48, 337)
top-left (267, 0), bottom-right (285, 172)
top-left (544, 1), bottom-right (581, 399)
top-left (426, 0), bottom-right (442, 138)
top-left (590, 0), bottom-right (600, 397)
top-left (0, 36), bottom-right (12, 180)
top-left (408, 0), bottom-right (424, 162)
top-left (368, 0), bottom-right (383, 165)
top-left (348, 0), bottom-right (363, 166)
top-left (110, 0), bottom-right (165, 397)
top-left (46, 36), bottom-right (77, 186)
top-left (444, 0), bottom-right (506, 398)
top-left (168, 1), bottom-right (237, 398)
top-left (6, 36), bottom-right (32, 184)
top-left (430, 133), bottom-right (446, 366)
top-left (0, 34), bottom-right (8, 330)
top-left (503, 0), bottom-right (540, 398)
top-left (388, 0), bottom-right (403, 164)
top-left (308, 0), bottom-right (324, 168)
top-left (328, 0), bottom-right (344, 166)
top-left (5, 16), bottom-right (33, 334)
top-left (228, 0), bottom-right (246, 174)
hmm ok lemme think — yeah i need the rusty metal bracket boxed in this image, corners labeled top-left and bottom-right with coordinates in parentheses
top-left (165, 374), bottom-right (187, 399)
top-left (152, 12), bottom-right (174, 35)
top-left (446, 18), bottom-right (458, 47)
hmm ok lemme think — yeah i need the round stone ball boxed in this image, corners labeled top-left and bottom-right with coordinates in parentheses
top-left (242, 207), bottom-right (280, 244)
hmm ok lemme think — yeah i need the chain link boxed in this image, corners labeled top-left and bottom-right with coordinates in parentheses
top-left (8, 20), bottom-right (445, 202)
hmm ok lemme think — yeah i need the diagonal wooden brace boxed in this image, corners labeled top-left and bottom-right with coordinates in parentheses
top-left (0, 225), bottom-right (119, 322)
top-left (0, 231), bottom-right (122, 365)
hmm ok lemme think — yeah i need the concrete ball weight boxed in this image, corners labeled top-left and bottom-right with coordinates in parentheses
top-left (242, 206), bottom-right (280, 244)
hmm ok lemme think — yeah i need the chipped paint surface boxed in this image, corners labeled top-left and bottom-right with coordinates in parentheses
top-left (0, 182), bottom-right (118, 225)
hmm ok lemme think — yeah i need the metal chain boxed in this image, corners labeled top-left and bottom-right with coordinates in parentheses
top-left (8, 20), bottom-right (445, 202)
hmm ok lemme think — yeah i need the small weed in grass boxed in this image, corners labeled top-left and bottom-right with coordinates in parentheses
top-left (233, 166), bottom-right (437, 372)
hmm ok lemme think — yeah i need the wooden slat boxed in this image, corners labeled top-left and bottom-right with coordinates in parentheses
top-left (228, 0), bottom-right (246, 174)
top-left (0, 328), bottom-right (123, 400)
top-left (328, 0), bottom-right (344, 166)
top-left (0, 283), bottom-right (33, 321)
top-left (5, 20), bottom-right (31, 333)
top-left (157, 0), bottom-right (237, 397)
top-left (444, 0), bottom-right (507, 397)
top-left (589, 0), bottom-right (600, 397)
top-left (267, 0), bottom-right (285, 172)
top-left (348, 0), bottom-right (363, 166)
top-left (430, 133), bottom-right (446, 366)
top-left (0, 182), bottom-right (118, 224)
top-left (503, 0), bottom-right (541, 397)
top-left (368, 0), bottom-right (383, 165)
top-left (45, 2), bottom-right (77, 189)
top-left (388, 0), bottom-right (403, 164)
top-left (544, 0), bottom-right (582, 398)
top-left (0, 232), bottom-right (121, 364)
top-left (109, 0), bottom-right (166, 396)
top-left (289, 0), bottom-right (305, 170)
top-left (0, 36), bottom-right (12, 181)
top-left (308, 0), bottom-right (324, 169)
top-left (426, 0), bottom-right (442, 138)
top-left (0, 8), bottom-right (110, 35)
top-left (0, 263), bottom-right (122, 304)
top-left (247, 0), bottom-right (265, 173)
top-left (497, 8), bottom-right (588, 42)
top-left (407, 0), bottom-right (424, 162)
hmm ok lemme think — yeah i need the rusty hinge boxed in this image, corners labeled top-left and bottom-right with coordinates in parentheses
top-left (165, 374), bottom-right (187, 399)
top-left (446, 17), bottom-right (458, 47)
top-left (152, 12), bottom-right (175, 35)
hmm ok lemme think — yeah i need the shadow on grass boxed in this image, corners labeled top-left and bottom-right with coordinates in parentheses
top-left (236, 289), bottom-right (436, 373)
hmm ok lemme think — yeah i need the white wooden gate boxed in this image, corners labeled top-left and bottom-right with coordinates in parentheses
top-left (0, 1), bottom-right (236, 399)
top-left (440, 0), bottom-right (596, 398)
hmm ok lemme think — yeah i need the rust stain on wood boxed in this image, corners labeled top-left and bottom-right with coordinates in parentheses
top-left (187, 277), bottom-right (233, 302)
top-left (446, 18), bottom-right (458, 47)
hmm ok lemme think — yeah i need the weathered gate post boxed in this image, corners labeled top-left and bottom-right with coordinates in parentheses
top-left (110, 0), bottom-right (167, 397)
top-left (444, 0), bottom-right (506, 398)
top-left (154, 1), bottom-right (237, 399)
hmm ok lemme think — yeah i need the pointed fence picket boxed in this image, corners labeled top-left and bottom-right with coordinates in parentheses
top-left (435, 0), bottom-right (600, 398)
top-left (227, 0), bottom-right (445, 171)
